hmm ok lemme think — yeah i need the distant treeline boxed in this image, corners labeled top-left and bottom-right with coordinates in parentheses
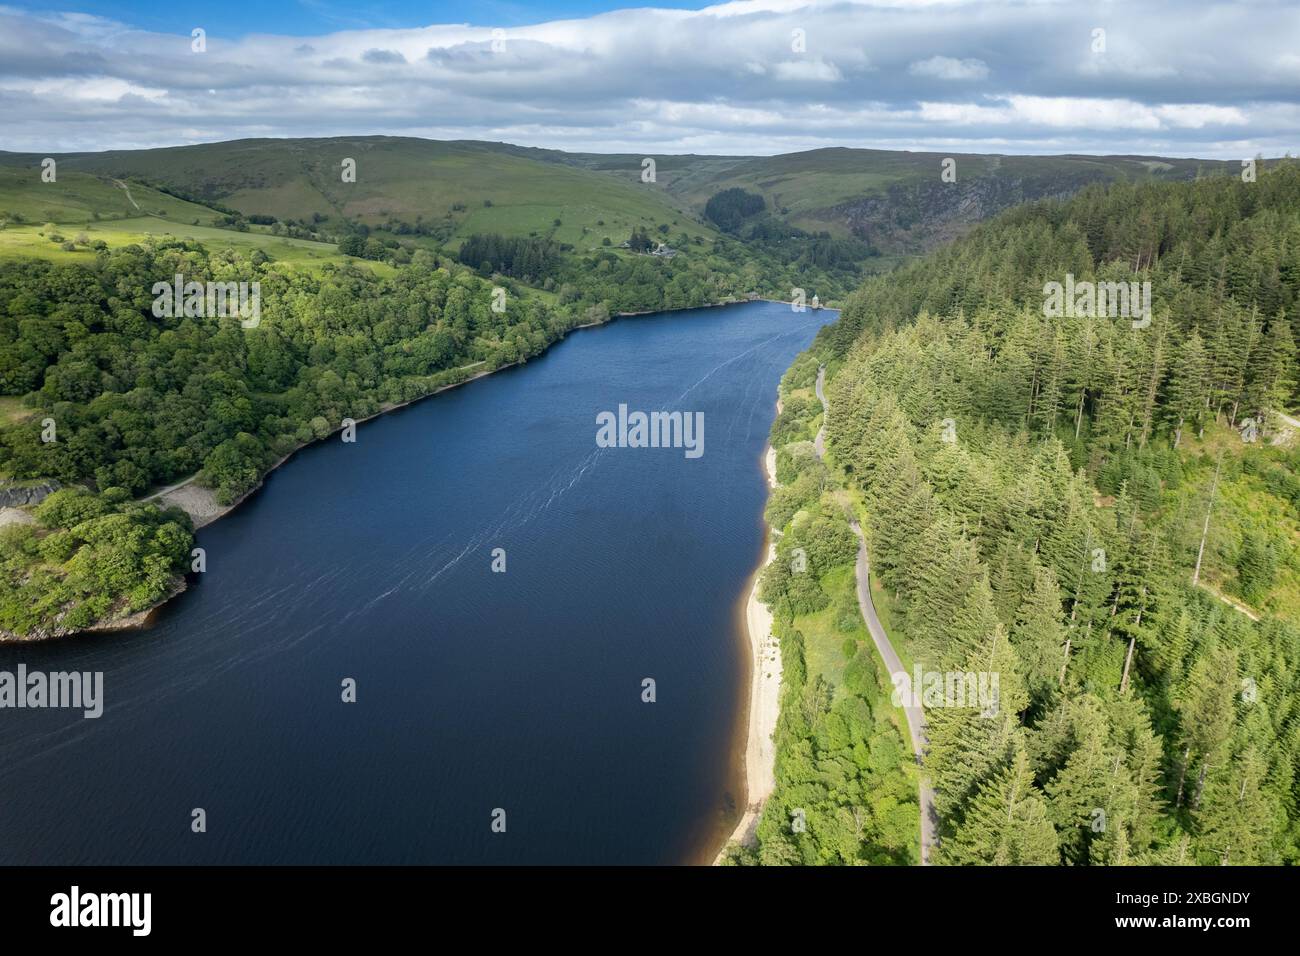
top-left (705, 187), bottom-right (877, 273)
top-left (705, 188), bottom-right (765, 232)
top-left (456, 233), bottom-right (563, 282)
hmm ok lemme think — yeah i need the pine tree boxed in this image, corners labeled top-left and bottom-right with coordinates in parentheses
top-left (869, 442), bottom-right (937, 600)
top-left (1167, 330), bottom-right (1208, 447)
top-left (941, 749), bottom-right (1060, 865)
top-left (1107, 694), bottom-right (1167, 851)
top-left (1044, 694), bottom-right (1114, 863)
top-left (988, 538), bottom-right (1035, 625)
top-left (809, 163), bottom-right (1300, 867)
top-left (904, 516), bottom-right (983, 658)
top-left (1194, 746), bottom-right (1279, 864)
top-left (1173, 646), bottom-right (1239, 810)
top-left (1010, 564), bottom-right (1068, 711)
top-left (1110, 531), bottom-right (1164, 695)
top-left (1089, 813), bottom-right (1132, 864)
top-left (927, 622), bottom-right (1028, 819)
top-left (1033, 327), bottom-right (1066, 436)
top-left (1241, 315), bottom-right (1296, 432)
top-left (944, 574), bottom-right (1003, 670)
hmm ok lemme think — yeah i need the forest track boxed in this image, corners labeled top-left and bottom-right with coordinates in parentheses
top-left (814, 364), bottom-right (937, 865)
top-left (113, 179), bottom-right (141, 210)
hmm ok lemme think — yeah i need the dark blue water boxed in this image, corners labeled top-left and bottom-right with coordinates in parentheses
top-left (0, 301), bottom-right (832, 865)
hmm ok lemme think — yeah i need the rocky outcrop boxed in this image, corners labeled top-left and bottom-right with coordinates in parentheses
top-left (0, 576), bottom-right (187, 643)
top-left (833, 170), bottom-right (1121, 255)
top-left (0, 479), bottom-right (61, 508)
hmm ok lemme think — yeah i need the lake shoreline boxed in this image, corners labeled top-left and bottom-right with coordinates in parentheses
top-left (711, 421), bottom-right (783, 864)
top-left (9, 298), bottom-right (813, 644)
top-left (151, 298), bottom-right (796, 530)
top-left (2, 297), bottom-right (832, 865)
top-left (149, 296), bottom-right (807, 530)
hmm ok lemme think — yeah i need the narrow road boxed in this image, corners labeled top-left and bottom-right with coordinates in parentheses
top-left (814, 365), bottom-right (937, 865)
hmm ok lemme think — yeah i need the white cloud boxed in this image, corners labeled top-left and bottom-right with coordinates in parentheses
top-left (919, 96), bottom-right (1251, 131)
top-left (908, 56), bottom-right (989, 80)
top-left (772, 57), bottom-right (843, 82)
top-left (0, 0), bottom-right (1293, 158)
top-left (2, 76), bottom-right (168, 102)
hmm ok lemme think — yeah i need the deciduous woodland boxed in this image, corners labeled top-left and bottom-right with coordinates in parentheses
top-left (0, 227), bottom-right (848, 637)
top-left (733, 165), bottom-right (1300, 864)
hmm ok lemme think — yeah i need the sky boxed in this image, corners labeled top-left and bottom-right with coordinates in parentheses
top-left (1, 0), bottom-right (1297, 158)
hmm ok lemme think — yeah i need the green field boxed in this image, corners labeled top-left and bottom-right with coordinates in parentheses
top-left (1, 138), bottom-right (723, 247)
top-left (0, 216), bottom-right (391, 273)
top-left (791, 562), bottom-right (863, 693)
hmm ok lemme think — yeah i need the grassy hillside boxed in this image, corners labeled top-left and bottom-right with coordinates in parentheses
top-left (0, 166), bottom-right (223, 226)
top-left (663, 149), bottom-right (1227, 226)
top-left (0, 216), bottom-right (388, 273)
top-left (552, 147), bottom-right (1240, 252)
top-left (0, 138), bottom-right (883, 305)
top-left (0, 137), bottom-right (1252, 308)
top-left (0, 137), bottom-right (722, 250)
top-left (0, 158), bottom-right (377, 271)
top-left (0, 137), bottom-right (1259, 321)
top-left (2, 139), bottom-right (1242, 261)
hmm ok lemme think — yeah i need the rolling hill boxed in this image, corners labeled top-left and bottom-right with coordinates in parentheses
top-left (0, 138), bottom-right (1243, 261)
top-left (0, 166), bottom-right (223, 227)
top-left (0, 138), bottom-right (718, 253)
top-left (544, 146), bottom-right (1241, 252)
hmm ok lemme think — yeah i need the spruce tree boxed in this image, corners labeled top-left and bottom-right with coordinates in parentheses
top-left (941, 750), bottom-right (1060, 865)
top-left (1194, 746), bottom-right (1279, 864)
top-left (1010, 563), bottom-right (1068, 711)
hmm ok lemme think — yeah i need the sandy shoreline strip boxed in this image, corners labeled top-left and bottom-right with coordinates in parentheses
top-left (713, 442), bottom-right (782, 863)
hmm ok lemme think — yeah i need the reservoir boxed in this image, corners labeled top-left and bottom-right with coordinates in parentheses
top-left (0, 300), bottom-right (833, 864)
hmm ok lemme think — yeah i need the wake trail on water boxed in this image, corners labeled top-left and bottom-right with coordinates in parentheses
top-left (366, 327), bottom-right (806, 609)
top-left (0, 317), bottom-right (818, 768)
top-left (0, 563), bottom-right (367, 766)
top-left (395, 326), bottom-right (809, 602)
top-left (96, 324), bottom-right (804, 695)
top-left (359, 446), bottom-right (611, 605)
top-left (671, 325), bottom-right (807, 408)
